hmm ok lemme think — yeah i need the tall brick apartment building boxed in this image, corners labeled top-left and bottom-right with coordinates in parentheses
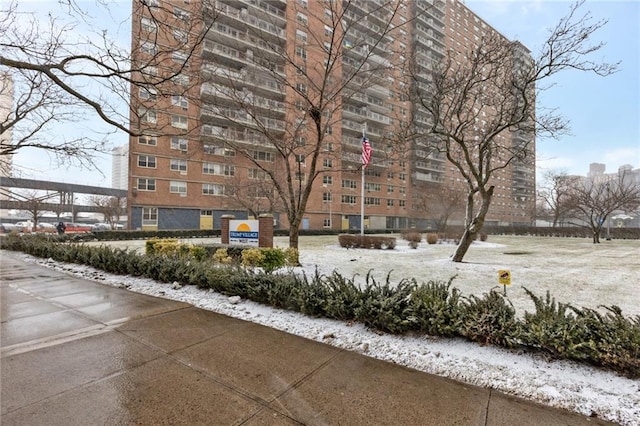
top-left (128, 0), bottom-right (536, 231)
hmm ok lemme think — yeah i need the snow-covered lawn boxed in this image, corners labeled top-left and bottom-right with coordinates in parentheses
top-left (16, 234), bottom-right (637, 425)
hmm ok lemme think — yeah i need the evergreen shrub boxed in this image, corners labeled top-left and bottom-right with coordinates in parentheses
top-left (2, 233), bottom-right (638, 378)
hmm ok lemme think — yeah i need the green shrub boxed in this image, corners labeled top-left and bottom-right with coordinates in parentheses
top-left (213, 248), bottom-right (233, 264)
top-left (354, 272), bottom-right (416, 333)
top-left (284, 247), bottom-right (300, 266)
top-left (410, 278), bottom-right (463, 337)
top-left (261, 248), bottom-right (286, 273)
top-left (4, 234), bottom-right (639, 379)
top-left (460, 290), bottom-right (519, 347)
top-left (241, 248), bottom-right (265, 268)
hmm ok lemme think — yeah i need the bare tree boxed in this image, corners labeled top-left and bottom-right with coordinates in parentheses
top-left (224, 174), bottom-right (280, 221)
top-left (566, 172), bottom-right (640, 243)
top-left (412, 183), bottom-right (466, 234)
top-left (537, 169), bottom-right (581, 227)
top-left (0, 0), bottom-right (216, 167)
top-left (88, 195), bottom-right (126, 228)
top-left (13, 190), bottom-right (56, 230)
top-left (409, 1), bottom-right (618, 262)
top-left (200, 0), bottom-right (410, 248)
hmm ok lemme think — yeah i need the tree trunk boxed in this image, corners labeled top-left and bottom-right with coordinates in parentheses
top-left (452, 227), bottom-right (477, 262)
top-left (452, 186), bottom-right (494, 262)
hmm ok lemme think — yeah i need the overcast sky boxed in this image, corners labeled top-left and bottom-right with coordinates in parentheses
top-left (9, 0), bottom-right (640, 187)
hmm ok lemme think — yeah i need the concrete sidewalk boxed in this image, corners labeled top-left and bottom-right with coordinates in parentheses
top-left (1, 255), bottom-right (614, 425)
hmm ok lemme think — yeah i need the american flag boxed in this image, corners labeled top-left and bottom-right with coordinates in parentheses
top-left (361, 136), bottom-right (372, 167)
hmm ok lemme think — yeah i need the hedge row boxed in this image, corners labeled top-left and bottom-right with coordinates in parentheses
top-left (1, 233), bottom-right (638, 379)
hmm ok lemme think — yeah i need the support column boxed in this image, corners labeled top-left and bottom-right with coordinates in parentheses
top-left (258, 214), bottom-right (274, 248)
top-left (221, 215), bottom-right (234, 245)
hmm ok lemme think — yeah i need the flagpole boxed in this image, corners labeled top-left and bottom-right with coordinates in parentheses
top-left (361, 128), bottom-right (365, 236)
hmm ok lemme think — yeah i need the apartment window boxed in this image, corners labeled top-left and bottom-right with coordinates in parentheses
top-left (323, 159), bottom-right (333, 168)
top-left (137, 178), bottom-right (156, 191)
top-left (325, 142), bottom-right (333, 152)
top-left (322, 175), bottom-right (332, 185)
top-left (387, 185), bottom-right (394, 193)
top-left (171, 114), bottom-right (188, 129)
top-left (171, 95), bottom-right (188, 109)
top-left (139, 87), bottom-right (157, 101)
top-left (295, 46), bottom-right (307, 61)
top-left (138, 155), bottom-right (156, 168)
top-left (172, 74), bottom-right (189, 86)
top-left (170, 159), bottom-right (187, 172)
top-left (324, 25), bottom-right (333, 37)
top-left (203, 162), bottom-right (235, 176)
top-left (140, 41), bottom-right (157, 55)
top-left (139, 108), bottom-right (157, 124)
top-left (170, 137), bottom-right (188, 151)
top-left (399, 200), bottom-right (406, 207)
top-left (387, 199), bottom-right (394, 207)
top-left (387, 171), bottom-right (394, 179)
top-left (142, 65), bottom-right (157, 78)
top-left (138, 135), bottom-right (157, 146)
top-left (248, 168), bottom-right (267, 180)
top-left (296, 83), bottom-right (307, 94)
top-left (253, 150), bottom-right (275, 162)
top-left (296, 12), bottom-right (308, 25)
top-left (365, 183), bottom-right (381, 192)
top-left (201, 210), bottom-right (213, 216)
top-left (325, 125), bottom-right (332, 135)
top-left (399, 173), bottom-right (406, 181)
top-left (170, 180), bottom-right (187, 194)
top-left (323, 218), bottom-right (331, 228)
top-left (174, 7), bottom-right (189, 21)
top-left (296, 30), bottom-right (307, 42)
top-left (296, 0), bottom-right (308, 8)
top-left (342, 179), bottom-right (357, 189)
top-left (141, 17), bottom-right (157, 33)
top-left (365, 197), bottom-right (381, 206)
top-left (202, 183), bottom-right (224, 195)
top-left (173, 29), bottom-right (188, 43)
top-left (295, 154), bottom-right (305, 164)
top-left (399, 187), bottom-right (406, 195)
top-left (172, 50), bottom-right (188, 64)
top-left (341, 195), bottom-right (357, 204)
top-left (142, 207), bottom-right (158, 226)
top-left (322, 192), bottom-right (332, 202)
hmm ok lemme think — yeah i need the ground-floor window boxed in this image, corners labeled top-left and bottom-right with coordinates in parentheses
top-left (142, 207), bottom-right (158, 226)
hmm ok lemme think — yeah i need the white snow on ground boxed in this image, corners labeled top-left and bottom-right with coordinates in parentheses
top-left (4, 235), bottom-right (639, 425)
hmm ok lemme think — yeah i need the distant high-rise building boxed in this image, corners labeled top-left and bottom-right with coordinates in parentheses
top-left (127, 0), bottom-right (536, 231)
top-left (111, 145), bottom-right (128, 190)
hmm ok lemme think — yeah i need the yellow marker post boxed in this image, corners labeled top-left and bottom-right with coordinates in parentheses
top-left (498, 270), bottom-right (511, 295)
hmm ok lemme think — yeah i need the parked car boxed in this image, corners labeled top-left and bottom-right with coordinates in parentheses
top-left (0, 223), bottom-right (21, 234)
top-left (64, 223), bottom-right (92, 233)
top-left (15, 221), bottom-right (33, 232)
top-left (36, 223), bottom-right (56, 233)
top-left (92, 223), bottom-right (112, 231)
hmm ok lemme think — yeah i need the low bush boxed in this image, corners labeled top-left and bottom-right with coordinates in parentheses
top-left (426, 233), bottom-right (439, 244)
top-left (338, 234), bottom-right (396, 249)
top-left (403, 231), bottom-right (422, 249)
top-left (2, 233), bottom-right (638, 379)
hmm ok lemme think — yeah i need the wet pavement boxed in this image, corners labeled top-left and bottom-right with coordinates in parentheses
top-left (1, 255), bottom-right (615, 425)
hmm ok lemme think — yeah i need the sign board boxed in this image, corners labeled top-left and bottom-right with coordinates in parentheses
top-left (229, 220), bottom-right (259, 247)
top-left (498, 270), bottom-right (511, 286)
